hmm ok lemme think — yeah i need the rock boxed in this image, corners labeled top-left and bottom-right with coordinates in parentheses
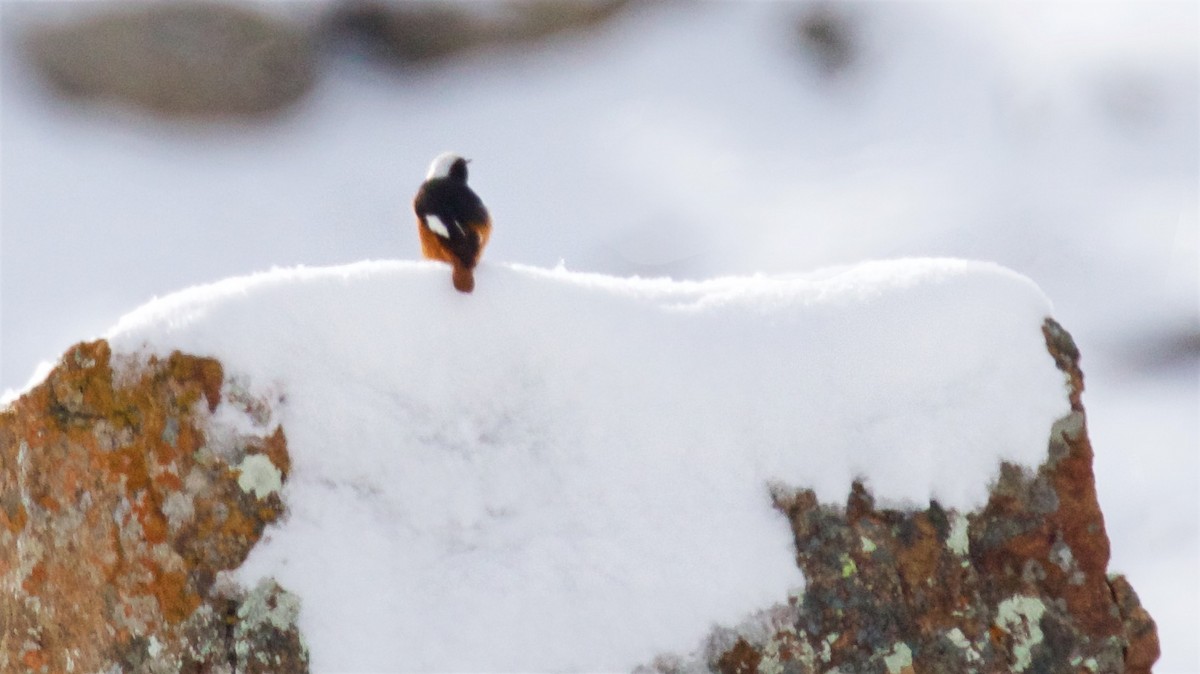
top-left (0, 340), bottom-right (306, 672)
top-left (794, 3), bottom-right (859, 77)
top-left (2, 319), bottom-right (1157, 672)
top-left (23, 2), bottom-right (315, 118)
top-left (643, 318), bottom-right (1159, 674)
top-left (321, 0), bottom-right (630, 67)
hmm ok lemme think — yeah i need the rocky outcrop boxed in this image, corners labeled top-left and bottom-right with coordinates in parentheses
top-left (17, 0), bottom-right (630, 119)
top-left (320, 0), bottom-right (631, 66)
top-left (23, 2), bottom-right (315, 118)
top-left (1, 319), bottom-right (1156, 672)
top-left (0, 341), bottom-right (305, 672)
top-left (645, 319), bottom-right (1159, 674)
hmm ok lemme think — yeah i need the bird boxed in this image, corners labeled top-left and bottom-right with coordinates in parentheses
top-left (413, 152), bottom-right (492, 293)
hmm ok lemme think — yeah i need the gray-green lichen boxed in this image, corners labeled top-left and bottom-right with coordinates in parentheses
top-left (882, 641), bottom-right (913, 673)
top-left (839, 553), bottom-right (857, 578)
top-left (946, 511), bottom-right (970, 557)
top-left (237, 578), bottom-right (303, 634)
top-left (821, 632), bottom-right (838, 663)
top-left (945, 627), bottom-right (982, 664)
top-left (760, 624), bottom-right (810, 674)
top-left (236, 453), bottom-right (283, 500)
top-left (995, 595), bottom-right (1047, 672)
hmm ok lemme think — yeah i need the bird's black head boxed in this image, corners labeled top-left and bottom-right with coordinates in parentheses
top-left (448, 157), bottom-right (469, 182)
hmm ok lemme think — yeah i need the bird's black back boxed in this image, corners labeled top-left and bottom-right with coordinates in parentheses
top-left (414, 177), bottom-right (490, 267)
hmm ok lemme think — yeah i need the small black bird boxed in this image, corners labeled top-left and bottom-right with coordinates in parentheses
top-left (413, 152), bottom-right (492, 293)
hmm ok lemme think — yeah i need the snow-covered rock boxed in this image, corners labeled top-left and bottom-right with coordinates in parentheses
top-left (0, 258), bottom-right (1156, 672)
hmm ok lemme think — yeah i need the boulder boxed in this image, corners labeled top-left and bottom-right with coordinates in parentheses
top-left (0, 319), bottom-right (1157, 672)
top-left (321, 0), bottom-right (631, 66)
top-left (643, 319), bottom-right (1159, 674)
top-left (0, 341), bottom-right (305, 672)
top-left (23, 2), bottom-right (315, 118)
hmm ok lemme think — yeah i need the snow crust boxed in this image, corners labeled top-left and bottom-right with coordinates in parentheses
top-left (105, 258), bottom-right (1068, 671)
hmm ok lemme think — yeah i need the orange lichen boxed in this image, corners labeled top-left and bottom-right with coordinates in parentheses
top-left (1, 492), bottom-right (28, 533)
top-left (21, 648), bottom-right (47, 669)
top-left (155, 470), bottom-right (185, 493)
top-left (150, 568), bottom-right (200, 624)
top-left (135, 493), bottom-right (170, 545)
top-left (716, 638), bottom-right (763, 674)
top-left (258, 426), bottom-right (291, 481)
top-left (1109, 574), bottom-right (1160, 674)
top-left (893, 515), bottom-right (940, 590)
top-left (21, 560), bottom-right (48, 594)
top-left (165, 349), bottom-right (224, 413)
top-left (0, 339), bottom-right (291, 672)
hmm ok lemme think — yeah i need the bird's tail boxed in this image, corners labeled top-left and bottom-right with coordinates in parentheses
top-left (452, 264), bottom-right (475, 293)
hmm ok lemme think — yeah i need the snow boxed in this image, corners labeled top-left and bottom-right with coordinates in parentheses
top-left (104, 258), bottom-right (1067, 671)
top-left (1, 1), bottom-right (1196, 669)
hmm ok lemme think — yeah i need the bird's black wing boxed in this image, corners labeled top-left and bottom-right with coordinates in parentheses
top-left (415, 181), bottom-right (488, 267)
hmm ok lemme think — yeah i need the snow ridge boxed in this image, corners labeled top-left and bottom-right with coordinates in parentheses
top-left (105, 258), bottom-right (1068, 672)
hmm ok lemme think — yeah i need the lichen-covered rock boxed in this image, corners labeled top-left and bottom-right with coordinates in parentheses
top-left (643, 318), bottom-right (1159, 674)
top-left (23, 2), bottom-right (315, 118)
top-left (2, 320), bottom-right (1157, 673)
top-left (0, 340), bottom-right (306, 672)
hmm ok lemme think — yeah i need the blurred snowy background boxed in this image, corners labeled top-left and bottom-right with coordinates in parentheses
top-left (1, 1), bottom-right (1196, 670)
